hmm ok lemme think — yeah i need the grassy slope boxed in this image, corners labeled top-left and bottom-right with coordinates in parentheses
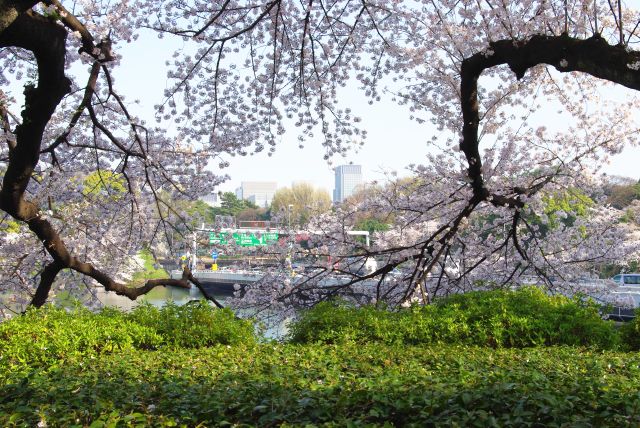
top-left (129, 249), bottom-right (168, 284)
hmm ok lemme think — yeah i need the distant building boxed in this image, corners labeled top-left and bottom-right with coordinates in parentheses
top-left (199, 192), bottom-right (221, 207)
top-left (333, 164), bottom-right (362, 203)
top-left (236, 181), bottom-right (277, 207)
top-left (291, 180), bottom-right (314, 187)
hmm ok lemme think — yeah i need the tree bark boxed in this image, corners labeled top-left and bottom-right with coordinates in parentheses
top-left (30, 261), bottom-right (63, 307)
top-left (460, 34), bottom-right (640, 206)
top-left (0, 0), bottom-right (38, 33)
top-left (0, 9), bottom-right (205, 306)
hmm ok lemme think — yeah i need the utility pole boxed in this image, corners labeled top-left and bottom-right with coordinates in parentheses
top-left (287, 204), bottom-right (293, 230)
top-left (191, 232), bottom-right (198, 271)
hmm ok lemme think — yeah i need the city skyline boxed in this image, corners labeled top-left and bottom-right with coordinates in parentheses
top-left (213, 148), bottom-right (640, 197)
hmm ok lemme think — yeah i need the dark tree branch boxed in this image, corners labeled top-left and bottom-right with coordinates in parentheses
top-left (0, 11), bottom-right (70, 207)
top-left (41, 61), bottom-right (101, 162)
top-left (185, 269), bottom-right (225, 309)
top-left (30, 260), bottom-right (63, 307)
top-left (0, 0), bottom-right (38, 33)
top-left (460, 34), bottom-right (640, 205)
top-left (0, 8), bottom-right (206, 308)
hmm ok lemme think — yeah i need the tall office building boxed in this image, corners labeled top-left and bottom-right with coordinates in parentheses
top-left (235, 181), bottom-right (278, 207)
top-left (199, 192), bottom-right (221, 207)
top-left (333, 165), bottom-right (362, 203)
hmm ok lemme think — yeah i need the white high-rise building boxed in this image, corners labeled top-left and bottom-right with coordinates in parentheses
top-left (199, 192), bottom-right (221, 207)
top-left (236, 181), bottom-right (277, 207)
top-left (333, 165), bottom-right (362, 203)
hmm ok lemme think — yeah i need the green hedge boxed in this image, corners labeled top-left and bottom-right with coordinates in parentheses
top-left (288, 287), bottom-right (621, 349)
top-left (621, 309), bottom-right (640, 351)
top-left (127, 301), bottom-right (256, 348)
top-left (1, 289), bottom-right (639, 426)
top-left (1, 344), bottom-right (639, 426)
top-left (0, 301), bottom-right (255, 368)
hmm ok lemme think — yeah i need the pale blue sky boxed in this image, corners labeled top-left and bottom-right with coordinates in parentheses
top-left (112, 34), bottom-right (640, 195)
top-left (113, 35), bottom-right (441, 194)
top-left (2, 26), bottom-right (637, 196)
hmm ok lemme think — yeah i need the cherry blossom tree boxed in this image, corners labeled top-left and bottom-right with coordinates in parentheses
top-left (1, 1), bottom-right (640, 316)
top-left (218, 0), bottom-right (640, 315)
top-left (0, 0), bottom-right (226, 314)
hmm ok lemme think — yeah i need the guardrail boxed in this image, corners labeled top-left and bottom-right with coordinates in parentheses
top-left (171, 269), bottom-right (263, 284)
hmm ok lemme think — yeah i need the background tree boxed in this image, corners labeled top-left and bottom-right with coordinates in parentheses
top-left (334, 183), bottom-right (392, 242)
top-left (210, 192), bottom-right (262, 219)
top-left (81, 171), bottom-right (127, 200)
top-left (271, 183), bottom-right (331, 227)
top-left (236, 207), bottom-right (270, 223)
top-left (603, 177), bottom-right (640, 210)
top-left (354, 217), bottom-right (390, 235)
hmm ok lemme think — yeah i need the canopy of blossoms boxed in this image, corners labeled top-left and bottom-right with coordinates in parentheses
top-left (1, 1), bottom-right (639, 317)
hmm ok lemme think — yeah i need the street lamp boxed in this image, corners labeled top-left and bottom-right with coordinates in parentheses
top-left (287, 204), bottom-right (294, 230)
top-left (284, 204), bottom-right (295, 276)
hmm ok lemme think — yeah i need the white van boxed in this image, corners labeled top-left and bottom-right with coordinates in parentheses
top-left (612, 273), bottom-right (640, 286)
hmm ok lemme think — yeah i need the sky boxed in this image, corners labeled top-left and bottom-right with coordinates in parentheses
top-left (97, 33), bottom-right (640, 195)
top-left (112, 35), bottom-right (438, 194)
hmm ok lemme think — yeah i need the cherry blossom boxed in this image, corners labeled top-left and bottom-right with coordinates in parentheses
top-left (1, 1), bottom-right (640, 317)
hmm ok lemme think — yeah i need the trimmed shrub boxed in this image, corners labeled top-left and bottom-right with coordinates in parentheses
top-left (433, 287), bottom-right (620, 349)
top-left (621, 308), bottom-right (640, 350)
top-left (0, 305), bottom-right (163, 368)
top-left (1, 344), bottom-right (640, 426)
top-left (127, 301), bottom-right (256, 348)
top-left (288, 287), bottom-right (621, 349)
top-left (0, 301), bottom-right (256, 368)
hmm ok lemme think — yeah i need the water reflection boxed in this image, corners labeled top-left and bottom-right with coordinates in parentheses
top-left (95, 286), bottom-right (289, 339)
top-left (94, 285), bottom-right (210, 310)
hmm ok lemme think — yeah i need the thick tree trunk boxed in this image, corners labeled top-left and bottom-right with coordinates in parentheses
top-left (0, 8), bottom-right (202, 306)
top-left (0, 0), bottom-right (38, 33)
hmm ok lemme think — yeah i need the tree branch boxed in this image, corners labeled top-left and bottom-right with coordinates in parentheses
top-left (0, 0), bottom-right (38, 33)
top-left (30, 260), bottom-right (63, 307)
top-left (460, 34), bottom-right (640, 203)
